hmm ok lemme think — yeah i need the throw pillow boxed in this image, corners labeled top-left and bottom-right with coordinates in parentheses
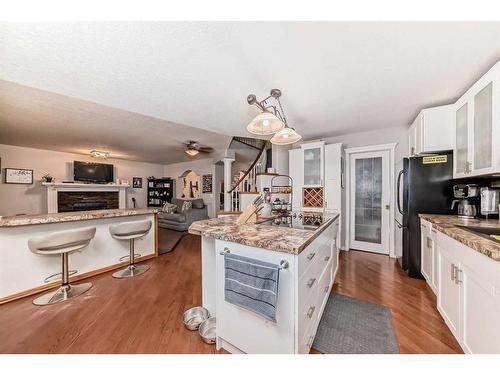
top-left (161, 202), bottom-right (177, 213)
top-left (181, 200), bottom-right (193, 213)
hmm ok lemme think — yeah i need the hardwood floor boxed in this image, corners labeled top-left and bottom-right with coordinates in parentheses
top-left (0, 236), bottom-right (461, 354)
top-left (333, 249), bottom-right (462, 354)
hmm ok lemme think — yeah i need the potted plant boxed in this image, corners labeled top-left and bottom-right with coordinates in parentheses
top-left (41, 173), bottom-right (54, 183)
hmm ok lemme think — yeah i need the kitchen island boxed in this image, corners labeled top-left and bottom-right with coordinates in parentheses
top-left (189, 212), bottom-right (340, 354)
top-left (0, 208), bottom-right (158, 303)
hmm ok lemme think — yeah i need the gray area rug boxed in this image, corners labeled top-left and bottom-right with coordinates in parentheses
top-left (158, 228), bottom-right (187, 254)
top-left (312, 293), bottom-right (399, 354)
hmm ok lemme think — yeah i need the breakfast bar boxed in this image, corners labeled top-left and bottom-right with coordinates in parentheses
top-left (0, 208), bottom-right (158, 303)
top-left (189, 212), bottom-right (340, 354)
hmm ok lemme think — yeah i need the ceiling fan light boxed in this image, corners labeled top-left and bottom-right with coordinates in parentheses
top-left (270, 127), bottom-right (302, 145)
top-left (185, 148), bottom-right (200, 156)
top-left (90, 150), bottom-right (109, 158)
top-left (246, 111), bottom-right (285, 136)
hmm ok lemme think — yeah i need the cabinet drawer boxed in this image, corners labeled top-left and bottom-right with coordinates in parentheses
top-left (298, 252), bottom-right (325, 308)
top-left (298, 287), bottom-right (321, 346)
top-left (298, 235), bottom-right (331, 278)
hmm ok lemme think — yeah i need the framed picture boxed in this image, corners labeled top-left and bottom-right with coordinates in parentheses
top-left (202, 174), bottom-right (213, 193)
top-left (133, 177), bottom-right (142, 188)
top-left (5, 168), bottom-right (33, 184)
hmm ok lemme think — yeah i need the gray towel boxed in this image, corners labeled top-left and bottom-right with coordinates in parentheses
top-left (224, 253), bottom-right (280, 322)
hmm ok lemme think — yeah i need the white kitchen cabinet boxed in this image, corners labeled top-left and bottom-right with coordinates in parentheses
top-left (288, 148), bottom-right (303, 211)
top-left (436, 242), bottom-right (461, 339)
top-left (435, 231), bottom-right (500, 353)
top-left (324, 143), bottom-right (343, 211)
top-left (420, 219), bottom-right (438, 294)
top-left (453, 61), bottom-right (500, 178)
top-left (302, 141), bottom-right (325, 187)
top-left (408, 105), bottom-right (454, 156)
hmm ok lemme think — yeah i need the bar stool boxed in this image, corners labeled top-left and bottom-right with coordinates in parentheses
top-left (28, 227), bottom-right (96, 306)
top-left (109, 220), bottom-right (152, 278)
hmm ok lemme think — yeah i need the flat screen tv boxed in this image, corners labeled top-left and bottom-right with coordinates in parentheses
top-left (74, 161), bottom-right (114, 183)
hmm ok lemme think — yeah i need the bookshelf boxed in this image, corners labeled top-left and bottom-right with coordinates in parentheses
top-left (147, 178), bottom-right (174, 207)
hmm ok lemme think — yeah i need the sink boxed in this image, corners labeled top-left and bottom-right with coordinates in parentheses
top-left (457, 225), bottom-right (500, 243)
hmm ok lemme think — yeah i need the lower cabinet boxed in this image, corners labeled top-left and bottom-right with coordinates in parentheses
top-left (436, 242), bottom-right (461, 338)
top-left (420, 220), bottom-right (438, 294)
top-left (436, 231), bottom-right (500, 353)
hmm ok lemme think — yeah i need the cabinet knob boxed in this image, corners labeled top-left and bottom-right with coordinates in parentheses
top-left (324, 256), bottom-right (330, 262)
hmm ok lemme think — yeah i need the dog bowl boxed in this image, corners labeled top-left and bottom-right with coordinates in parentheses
top-left (199, 317), bottom-right (216, 344)
top-left (182, 306), bottom-right (209, 331)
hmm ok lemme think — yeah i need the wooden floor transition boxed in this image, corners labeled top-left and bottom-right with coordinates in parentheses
top-left (0, 235), bottom-right (462, 354)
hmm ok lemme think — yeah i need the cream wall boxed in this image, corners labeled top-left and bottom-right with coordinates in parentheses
top-left (0, 144), bottom-right (164, 216)
top-left (163, 158), bottom-right (219, 218)
top-left (321, 125), bottom-right (409, 162)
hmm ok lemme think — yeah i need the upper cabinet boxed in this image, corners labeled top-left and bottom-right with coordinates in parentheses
top-left (302, 141), bottom-right (325, 187)
top-left (408, 104), bottom-right (455, 156)
top-left (453, 62), bottom-right (499, 178)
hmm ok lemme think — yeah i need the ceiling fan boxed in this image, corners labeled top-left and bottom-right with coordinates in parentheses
top-left (183, 140), bottom-right (214, 156)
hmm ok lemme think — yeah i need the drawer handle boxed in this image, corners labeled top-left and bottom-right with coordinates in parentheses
top-left (306, 252), bottom-right (316, 260)
top-left (307, 306), bottom-right (316, 318)
top-left (451, 264), bottom-right (455, 281)
top-left (324, 256), bottom-right (330, 262)
top-left (306, 278), bottom-right (316, 288)
top-left (431, 229), bottom-right (437, 234)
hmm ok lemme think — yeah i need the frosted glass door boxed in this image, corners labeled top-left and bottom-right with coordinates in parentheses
top-left (354, 157), bottom-right (382, 244)
top-left (473, 82), bottom-right (493, 171)
top-left (349, 150), bottom-right (390, 254)
top-left (303, 147), bottom-right (321, 185)
top-left (455, 103), bottom-right (468, 174)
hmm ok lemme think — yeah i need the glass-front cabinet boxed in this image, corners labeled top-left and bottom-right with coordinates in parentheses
top-left (454, 101), bottom-right (469, 177)
top-left (473, 82), bottom-right (493, 173)
top-left (302, 141), bottom-right (324, 186)
top-left (453, 62), bottom-right (499, 178)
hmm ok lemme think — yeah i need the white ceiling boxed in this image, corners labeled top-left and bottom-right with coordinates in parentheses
top-left (0, 80), bottom-right (231, 164)
top-left (1, 22), bottom-right (500, 158)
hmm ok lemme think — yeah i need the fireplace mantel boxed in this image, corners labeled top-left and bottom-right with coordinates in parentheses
top-left (43, 182), bottom-right (130, 213)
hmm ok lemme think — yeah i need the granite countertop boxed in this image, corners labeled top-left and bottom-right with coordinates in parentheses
top-left (188, 213), bottom-right (339, 254)
top-left (0, 208), bottom-right (158, 228)
top-left (419, 214), bottom-right (500, 261)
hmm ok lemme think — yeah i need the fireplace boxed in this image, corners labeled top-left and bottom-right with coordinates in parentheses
top-left (58, 191), bottom-right (119, 212)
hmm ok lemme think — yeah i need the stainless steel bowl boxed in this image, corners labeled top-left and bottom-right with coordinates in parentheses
top-left (182, 306), bottom-right (209, 331)
top-left (199, 317), bottom-right (216, 344)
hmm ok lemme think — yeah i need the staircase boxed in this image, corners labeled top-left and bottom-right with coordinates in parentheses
top-left (227, 137), bottom-right (270, 211)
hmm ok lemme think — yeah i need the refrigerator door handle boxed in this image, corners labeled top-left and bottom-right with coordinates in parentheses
top-left (396, 169), bottom-right (406, 215)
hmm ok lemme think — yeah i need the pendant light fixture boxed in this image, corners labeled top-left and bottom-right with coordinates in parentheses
top-left (246, 89), bottom-right (301, 145)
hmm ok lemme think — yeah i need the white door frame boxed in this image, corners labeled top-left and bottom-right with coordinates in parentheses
top-left (345, 143), bottom-right (397, 258)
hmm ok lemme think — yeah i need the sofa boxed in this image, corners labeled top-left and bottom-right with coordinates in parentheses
top-left (157, 198), bottom-right (208, 232)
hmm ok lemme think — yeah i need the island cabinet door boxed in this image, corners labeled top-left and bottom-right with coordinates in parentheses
top-left (214, 240), bottom-right (296, 354)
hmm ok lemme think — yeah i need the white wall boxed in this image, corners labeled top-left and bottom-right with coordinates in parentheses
top-left (321, 125), bottom-right (409, 162)
top-left (0, 144), bottom-right (164, 216)
top-left (163, 158), bottom-right (219, 218)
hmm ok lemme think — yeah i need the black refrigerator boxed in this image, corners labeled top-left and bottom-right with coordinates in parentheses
top-left (395, 151), bottom-right (454, 278)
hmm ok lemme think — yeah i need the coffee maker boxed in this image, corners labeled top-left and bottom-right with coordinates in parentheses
top-left (480, 187), bottom-right (499, 217)
top-left (451, 184), bottom-right (479, 218)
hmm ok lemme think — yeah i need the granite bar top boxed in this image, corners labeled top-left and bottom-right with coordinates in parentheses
top-left (0, 208), bottom-right (158, 228)
top-left (188, 213), bottom-right (339, 254)
top-left (419, 214), bottom-right (500, 261)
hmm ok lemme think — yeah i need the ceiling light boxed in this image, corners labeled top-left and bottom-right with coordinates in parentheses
top-left (270, 126), bottom-right (302, 145)
top-left (90, 150), bottom-right (109, 158)
top-left (246, 111), bottom-right (285, 136)
top-left (185, 148), bottom-right (200, 156)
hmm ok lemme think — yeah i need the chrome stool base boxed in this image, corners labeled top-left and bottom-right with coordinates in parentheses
top-left (32, 282), bottom-right (93, 306)
top-left (112, 264), bottom-right (150, 279)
